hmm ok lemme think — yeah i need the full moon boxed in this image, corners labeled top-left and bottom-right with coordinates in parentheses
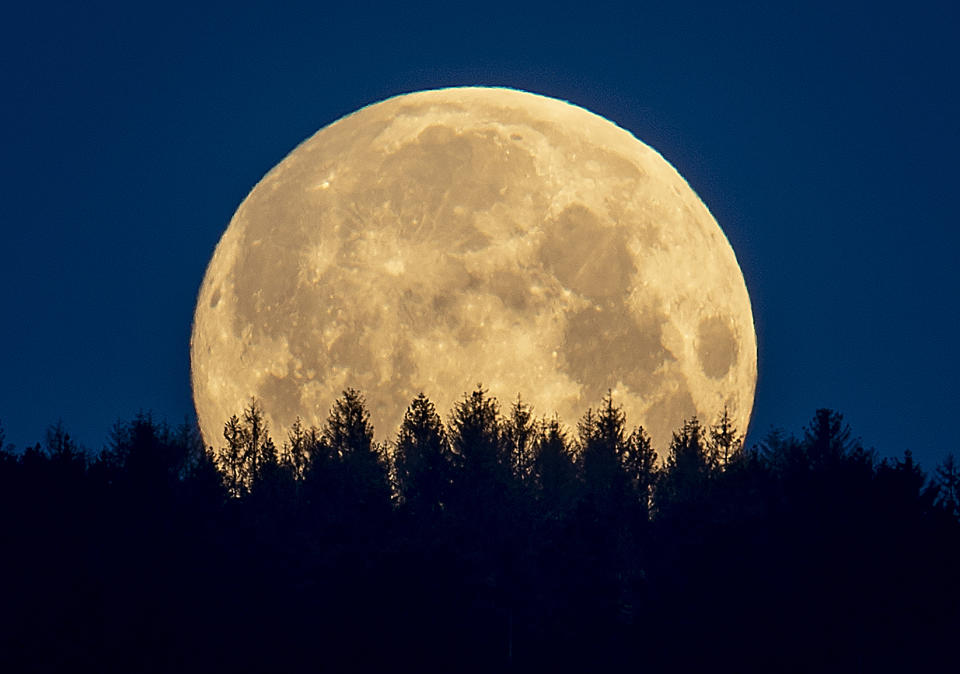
top-left (191, 87), bottom-right (757, 453)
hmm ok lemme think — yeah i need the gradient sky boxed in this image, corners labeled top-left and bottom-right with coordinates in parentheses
top-left (2, 1), bottom-right (957, 469)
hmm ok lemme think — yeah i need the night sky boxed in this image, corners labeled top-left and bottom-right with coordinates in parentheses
top-left (2, 1), bottom-right (957, 469)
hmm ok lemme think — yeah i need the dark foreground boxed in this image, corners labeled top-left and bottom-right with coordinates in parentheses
top-left (2, 391), bottom-right (958, 672)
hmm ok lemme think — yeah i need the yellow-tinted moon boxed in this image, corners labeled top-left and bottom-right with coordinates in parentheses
top-left (191, 87), bottom-right (756, 453)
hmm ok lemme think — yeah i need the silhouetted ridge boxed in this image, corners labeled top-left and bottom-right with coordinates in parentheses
top-left (0, 394), bottom-right (958, 673)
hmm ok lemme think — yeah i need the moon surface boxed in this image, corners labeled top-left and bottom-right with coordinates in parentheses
top-left (191, 87), bottom-right (757, 454)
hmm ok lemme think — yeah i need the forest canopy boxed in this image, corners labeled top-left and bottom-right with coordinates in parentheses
top-left (1, 387), bottom-right (958, 673)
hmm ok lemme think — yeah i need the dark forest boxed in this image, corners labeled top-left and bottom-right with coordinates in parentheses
top-left (2, 388), bottom-right (958, 673)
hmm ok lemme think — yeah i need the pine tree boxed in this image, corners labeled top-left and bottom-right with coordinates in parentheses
top-left (283, 417), bottom-right (311, 482)
top-left (215, 399), bottom-right (278, 496)
top-left (532, 417), bottom-right (577, 519)
top-left (173, 417), bottom-right (208, 481)
top-left (181, 436), bottom-right (225, 509)
top-left (103, 412), bottom-right (188, 503)
top-left (935, 453), bottom-right (960, 519)
top-left (394, 393), bottom-right (451, 517)
top-left (658, 417), bottom-right (711, 509)
top-left (708, 406), bottom-right (741, 470)
top-left (220, 414), bottom-right (247, 497)
top-left (44, 421), bottom-right (86, 469)
top-left (448, 385), bottom-right (508, 501)
top-left (579, 392), bottom-right (629, 508)
top-left (623, 425), bottom-right (658, 521)
top-left (241, 398), bottom-right (274, 487)
top-left (253, 435), bottom-right (283, 498)
top-left (322, 388), bottom-right (391, 515)
top-left (504, 395), bottom-right (538, 487)
top-left (803, 408), bottom-right (857, 470)
top-left (758, 426), bottom-right (804, 478)
top-left (876, 450), bottom-right (935, 515)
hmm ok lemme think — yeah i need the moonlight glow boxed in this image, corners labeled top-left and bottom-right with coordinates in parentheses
top-left (191, 87), bottom-right (757, 453)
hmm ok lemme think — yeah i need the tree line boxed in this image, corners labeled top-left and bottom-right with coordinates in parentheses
top-left (1, 387), bottom-right (958, 672)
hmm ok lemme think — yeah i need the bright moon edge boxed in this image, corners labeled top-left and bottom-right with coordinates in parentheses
top-left (190, 86), bottom-right (757, 455)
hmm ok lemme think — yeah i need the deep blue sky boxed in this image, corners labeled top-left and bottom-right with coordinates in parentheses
top-left (2, 1), bottom-right (957, 469)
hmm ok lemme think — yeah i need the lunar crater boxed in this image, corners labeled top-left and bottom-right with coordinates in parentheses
top-left (697, 316), bottom-right (739, 380)
top-left (560, 298), bottom-right (672, 402)
top-left (540, 204), bottom-right (635, 300)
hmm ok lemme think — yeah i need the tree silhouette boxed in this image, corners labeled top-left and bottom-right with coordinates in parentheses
top-left (708, 405), bottom-right (741, 469)
top-left (100, 413), bottom-right (188, 495)
top-left (44, 420), bottom-right (86, 469)
top-left (179, 427), bottom-right (225, 510)
top-left (934, 453), bottom-right (960, 518)
top-left (2, 394), bottom-right (959, 672)
top-left (241, 398), bottom-right (278, 488)
top-left (657, 416), bottom-right (711, 511)
top-left (622, 425), bottom-right (658, 521)
top-left (875, 450), bottom-right (938, 519)
top-left (579, 391), bottom-right (631, 511)
top-left (531, 416), bottom-right (577, 519)
top-left (394, 393), bottom-right (451, 517)
top-left (215, 398), bottom-right (282, 497)
top-left (757, 425), bottom-right (804, 478)
top-left (282, 416), bottom-right (313, 482)
top-left (803, 407), bottom-right (862, 470)
top-left (445, 386), bottom-right (527, 665)
top-left (447, 385), bottom-right (511, 510)
top-left (504, 395), bottom-right (538, 488)
top-left (220, 413), bottom-right (247, 496)
top-left (320, 388), bottom-right (391, 517)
